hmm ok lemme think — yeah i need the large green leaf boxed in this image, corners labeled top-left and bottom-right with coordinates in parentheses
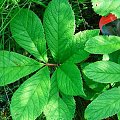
top-left (43, 0), bottom-right (75, 63)
top-left (44, 72), bottom-right (75, 120)
top-left (57, 62), bottom-right (85, 96)
top-left (66, 30), bottom-right (99, 63)
top-left (10, 67), bottom-right (50, 120)
top-left (85, 87), bottom-right (120, 120)
top-left (83, 61), bottom-right (120, 83)
top-left (85, 36), bottom-right (120, 54)
top-left (0, 51), bottom-right (43, 86)
top-left (10, 9), bottom-right (47, 62)
top-left (92, 0), bottom-right (120, 16)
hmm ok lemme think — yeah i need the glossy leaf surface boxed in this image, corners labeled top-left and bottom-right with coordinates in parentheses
top-left (57, 62), bottom-right (85, 96)
top-left (85, 36), bottom-right (120, 54)
top-left (44, 0), bottom-right (75, 63)
top-left (44, 72), bottom-right (75, 120)
top-left (83, 61), bottom-right (120, 83)
top-left (85, 87), bottom-right (120, 120)
top-left (10, 9), bottom-right (47, 62)
top-left (0, 51), bottom-right (43, 86)
top-left (11, 67), bottom-right (50, 120)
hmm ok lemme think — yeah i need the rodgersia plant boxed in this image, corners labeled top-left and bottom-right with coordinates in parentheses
top-left (1, 0), bottom-right (99, 119)
top-left (1, 0), bottom-right (120, 120)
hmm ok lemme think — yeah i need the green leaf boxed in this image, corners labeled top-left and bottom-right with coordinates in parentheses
top-left (61, 94), bottom-right (75, 118)
top-left (92, 0), bottom-right (120, 16)
top-left (74, 29), bottom-right (100, 50)
top-left (118, 56), bottom-right (120, 64)
top-left (112, 7), bottom-right (120, 18)
top-left (0, 51), bottom-right (43, 86)
top-left (83, 83), bottom-right (98, 100)
top-left (10, 9), bottom-right (47, 62)
top-left (84, 75), bottom-right (106, 92)
top-left (67, 29), bottom-right (99, 63)
top-left (81, 62), bottom-right (107, 99)
top-left (83, 61), bottom-right (120, 83)
top-left (117, 112), bottom-right (120, 120)
top-left (43, 0), bottom-right (75, 63)
top-left (44, 72), bottom-right (75, 120)
top-left (109, 50), bottom-right (120, 63)
top-left (85, 87), bottom-right (120, 120)
top-left (85, 36), bottom-right (120, 54)
top-left (67, 50), bottom-right (89, 63)
top-left (10, 67), bottom-right (50, 120)
top-left (57, 62), bottom-right (85, 96)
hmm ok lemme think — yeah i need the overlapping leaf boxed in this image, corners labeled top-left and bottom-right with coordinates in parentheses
top-left (10, 67), bottom-right (50, 120)
top-left (83, 75), bottom-right (106, 92)
top-left (57, 62), bottom-right (85, 96)
top-left (85, 87), bottom-right (120, 120)
top-left (92, 0), bottom-right (120, 16)
top-left (44, 72), bottom-right (75, 120)
top-left (83, 61), bottom-right (120, 83)
top-left (67, 29), bottom-right (99, 63)
top-left (85, 35), bottom-right (120, 54)
top-left (10, 9), bottom-right (47, 62)
top-left (43, 0), bottom-right (75, 63)
top-left (0, 51), bottom-right (43, 86)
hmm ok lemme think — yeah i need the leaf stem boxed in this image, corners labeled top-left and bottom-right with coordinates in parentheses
top-left (45, 63), bottom-right (59, 67)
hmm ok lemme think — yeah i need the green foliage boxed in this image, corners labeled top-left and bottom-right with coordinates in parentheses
top-left (28, 0), bottom-right (47, 7)
top-left (68, 30), bottom-right (99, 63)
top-left (0, 0), bottom-right (4, 8)
top-left (11, 67), bottom-right (50, 120)
top-left (1, 0), bottom-right (120, 119)
top-left (83, 61), bottom-right (120, 83)
top-left (85, 35), bottom-right (120, 54)
top-left (83, 0), bottom-right (120, 119)
top-left (0, 0), bottom-right (99, 119)
top-left (0, 51), bottom-right (43, 86)
top-left (43, 0), bottom-right (75, 63)
top-left (44, 72), bottom-right (75, 120)
top-left (57, 62), bottom-right (85, 96)
top-left (9, 0), bottom-right (20, 4)
top-left (92, 0), bottom-right (120, 17)
top-left (78, 0), bottom-right (87, 3)
top-left (83, 74), bottom-right (106, 92)
top-left (85, 87), bottom-right (120, 120)
top-left (10, 9), bottom-right (47, 62)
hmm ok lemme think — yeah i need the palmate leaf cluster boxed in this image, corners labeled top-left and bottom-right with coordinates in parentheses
top-left (0, 0), bottom-right (99, 119)
top-left (1, 0), bottom-right (120, 120)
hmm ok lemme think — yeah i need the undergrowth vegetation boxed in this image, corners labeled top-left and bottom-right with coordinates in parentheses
top-left (0, 0), bottom-right (120, 120)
